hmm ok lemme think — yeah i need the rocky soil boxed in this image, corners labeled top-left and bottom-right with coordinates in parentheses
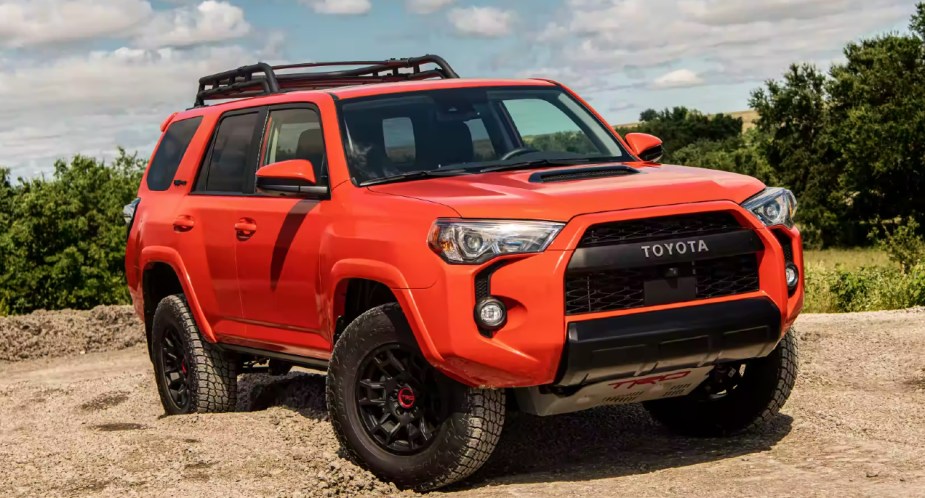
top-left (0, 305), bottom-right (144, 362)
top-left (1, 307), bottom-right (923, 497)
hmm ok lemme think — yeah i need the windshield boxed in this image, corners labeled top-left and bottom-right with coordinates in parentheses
top-left (338, 86), bottom-right (631, 185)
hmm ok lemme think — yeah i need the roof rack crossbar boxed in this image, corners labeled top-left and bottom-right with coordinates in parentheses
top-left (193, 54), bottom-right (458, 106)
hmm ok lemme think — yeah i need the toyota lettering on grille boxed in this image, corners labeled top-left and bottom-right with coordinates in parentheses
top-left (641, 240), bottom-right (709, 258)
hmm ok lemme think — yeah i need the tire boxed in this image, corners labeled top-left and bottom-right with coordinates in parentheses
top-left (326, 304), bottom-right (505, 491)
top-left (643, 330), bottom-right (799, 437)
top-left (151, 294), bottom-right (238, 415)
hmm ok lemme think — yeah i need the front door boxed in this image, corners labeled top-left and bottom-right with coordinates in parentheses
top-left (175, 108), bottom-right (266, 338)
top-left (234, 105), bottom-right (331, 357)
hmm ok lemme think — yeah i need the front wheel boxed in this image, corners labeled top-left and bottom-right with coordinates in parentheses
top-left (326, 304), bottom-right (504, 491)
top-left (643, 330), bottom-right (799, 436)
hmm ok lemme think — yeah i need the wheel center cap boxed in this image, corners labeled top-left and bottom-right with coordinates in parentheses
top-left (397, 387), bottom-right (415, 409)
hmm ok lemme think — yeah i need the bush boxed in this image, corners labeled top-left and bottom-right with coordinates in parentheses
top-left (0, 150), bottom-right (143, 315)
top-left (804, 264), bottom-right (925, 313)
top-left (874, 218), bottom-right (925, 272)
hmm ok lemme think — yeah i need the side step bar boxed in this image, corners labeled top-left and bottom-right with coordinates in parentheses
top-left (219, 344), bottom-right (329, 371)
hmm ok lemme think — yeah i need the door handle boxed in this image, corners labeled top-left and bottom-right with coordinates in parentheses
top-left (173, 215), bottom-right (195, 232)
top-left (234, 219), bottom-right (257, 238)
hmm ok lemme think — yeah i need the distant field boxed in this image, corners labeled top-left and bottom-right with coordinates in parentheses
top-left (804, 248), bottom-right (893, 270)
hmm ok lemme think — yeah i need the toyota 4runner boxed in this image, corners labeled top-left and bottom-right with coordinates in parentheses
top-left (124, 55), bottom-right (803, 491)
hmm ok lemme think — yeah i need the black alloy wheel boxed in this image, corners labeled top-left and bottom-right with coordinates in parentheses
top-left (355, 344), bottom-right (445, 454)
top-left (160, 326), bottom-right (191, 411)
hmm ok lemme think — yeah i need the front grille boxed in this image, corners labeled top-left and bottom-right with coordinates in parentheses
top-left (579, 212), bottom-right (740, 247)
top-left (565, 212), bottom-right (761, 315)
top-left (565, 255), bottom-right (759, 314)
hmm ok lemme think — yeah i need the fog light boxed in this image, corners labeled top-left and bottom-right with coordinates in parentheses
top-left (785, 263), bottom-right (799, 290)
top-left (475, 297), bottom-right (507, 330)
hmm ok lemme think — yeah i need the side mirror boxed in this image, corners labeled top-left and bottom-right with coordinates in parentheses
top-left (624, 133), bottom-right (664, 163)
top-left (256, 159), bottom-right (327, 197)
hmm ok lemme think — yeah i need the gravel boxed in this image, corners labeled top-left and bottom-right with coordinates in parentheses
top-left (0, 305), bottom-right (144, 362)
top-left (0, 307), bottom-right (923, 497)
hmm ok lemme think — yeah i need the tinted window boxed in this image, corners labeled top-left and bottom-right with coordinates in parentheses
top-left (146, 116), bottom-right (202, 191)
top-left (261, 108), bottom-right (327, 185)
top-left (197, 112), bottom-right (260, 193)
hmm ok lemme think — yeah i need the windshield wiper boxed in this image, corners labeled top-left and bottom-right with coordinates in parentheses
top-left (360, 168), bottom-right (472, 186)
top-left (476, 155), bottom-right (625, 173)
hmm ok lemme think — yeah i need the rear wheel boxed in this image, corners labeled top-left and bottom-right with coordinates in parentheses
top-left (326, 304), bottom-right (504, 491)
top-left (151, 295), bottom-right (238, 415)
top-left (643, 330), bottom-right (798, 436)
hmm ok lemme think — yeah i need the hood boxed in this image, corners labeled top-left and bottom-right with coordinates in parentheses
top-left (367, 162), bottom-right (766, 220)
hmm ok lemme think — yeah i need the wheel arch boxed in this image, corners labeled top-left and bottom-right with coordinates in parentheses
top-left (327, 259), bottom-right (444, 365)
top-left (139, 246), bottom-right (217, 343)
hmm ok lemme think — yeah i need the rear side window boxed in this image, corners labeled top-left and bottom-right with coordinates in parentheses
top-left (146, 116), bottom-right (202, 191)
top-left (196, 112), bottom-right (260, 193)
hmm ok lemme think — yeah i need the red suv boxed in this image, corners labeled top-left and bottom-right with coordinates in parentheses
top-left (125, 55), bottom-right (802, 491)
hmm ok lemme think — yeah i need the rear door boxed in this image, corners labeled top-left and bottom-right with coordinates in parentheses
top-left (232, 103), bottom-right (332, 357)
top-left (173, 107), bottom-right (266, 338)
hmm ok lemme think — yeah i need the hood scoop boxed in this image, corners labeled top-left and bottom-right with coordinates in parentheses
top-left (530, 165), bottom-right (640, 183)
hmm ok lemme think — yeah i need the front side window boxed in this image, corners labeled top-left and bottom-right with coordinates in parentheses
top-left (196, 112), bottom-right (260, 193)
top-left (339, 87), bottom-right (628, 185)
top-left (261, 107), bottom-right (327, 185)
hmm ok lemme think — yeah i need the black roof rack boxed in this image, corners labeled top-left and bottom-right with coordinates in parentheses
top-left (194, 54), bottom-right (459, 107)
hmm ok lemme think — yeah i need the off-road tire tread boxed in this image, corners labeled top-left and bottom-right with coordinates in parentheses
top-left (421, 388), bottom-right (505, 490)
top-left (644, 330), bottom-right (799, 437)
top-left (326, 304), bottom-right (504, 491)
top-left (747, 330), bottom-right (799, 431)
top-left (153, 294), bottom-right (237, 414)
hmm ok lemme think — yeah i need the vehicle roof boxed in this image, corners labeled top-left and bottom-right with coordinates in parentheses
top-left (168, 78), bottom-right (557, 125)
top-left (327, 77), bottom-right (555, 99)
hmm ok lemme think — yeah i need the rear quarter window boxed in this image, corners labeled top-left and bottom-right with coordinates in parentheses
top-left (146, 116), bottom-right (203, 191)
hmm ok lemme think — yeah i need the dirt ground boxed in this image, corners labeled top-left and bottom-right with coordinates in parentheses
top-left (1, 307), bottom-right (924, 497)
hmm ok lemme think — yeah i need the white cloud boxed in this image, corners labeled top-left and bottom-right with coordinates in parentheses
top-left (134, 1), bottom-right (251, 49)
top-left (448, 6), bottom-right (514, 38)
top-left (0, 44), bottom-right (272, 177)
top-left (0, 0), bottom-right (153, 47)
top-left (534, 0), bottom-right (911, 90)
top-left (303, 0), bottom-right (371, 15)
top-left (407, 0), bottom-right (453, 14)
top-left (653, 69), bottom-right (704, 89)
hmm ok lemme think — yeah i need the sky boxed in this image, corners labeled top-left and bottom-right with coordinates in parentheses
top-left (0, 0), bottom-right (914, 177)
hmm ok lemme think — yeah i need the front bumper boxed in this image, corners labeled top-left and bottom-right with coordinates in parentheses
top-left (400, 201), bottom-right (804, 388)
top-left (555, 297), bottom-right (781, 386)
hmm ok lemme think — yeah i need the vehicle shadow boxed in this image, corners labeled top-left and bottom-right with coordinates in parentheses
top-left (235, 371), bottom-right (328, 416)
top-left (233, 372), bottom-right (792, 490)
top-left (452, 405), bottom-right (793, 490)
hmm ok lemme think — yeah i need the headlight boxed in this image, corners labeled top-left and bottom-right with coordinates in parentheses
top-left (428, 219), bottom-right (565, 264)
top-left (742, 187), bottom-right (797, 228)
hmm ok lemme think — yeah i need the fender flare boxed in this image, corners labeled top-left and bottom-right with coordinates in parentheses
top-left (327, 258), bottom-right (443, 364)
top-left (138, 246), bottom-right (217, 343)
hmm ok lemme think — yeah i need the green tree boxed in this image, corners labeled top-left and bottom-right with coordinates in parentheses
top-left (617, 107), bottom-right (744, 162)
top-left (827, 11), bottom-right (925, 239)
top-left (671, 129), bottom-right (779, 185)
top-left (0, 150), bottom-right (144, 314)
top-left (749, 64), bottom-right (845, 246)
top-left (749, 3), bottom-right (925, 247)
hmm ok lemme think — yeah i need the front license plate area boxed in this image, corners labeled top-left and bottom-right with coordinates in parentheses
top-left (644, 276), bottom-right (696, 306)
